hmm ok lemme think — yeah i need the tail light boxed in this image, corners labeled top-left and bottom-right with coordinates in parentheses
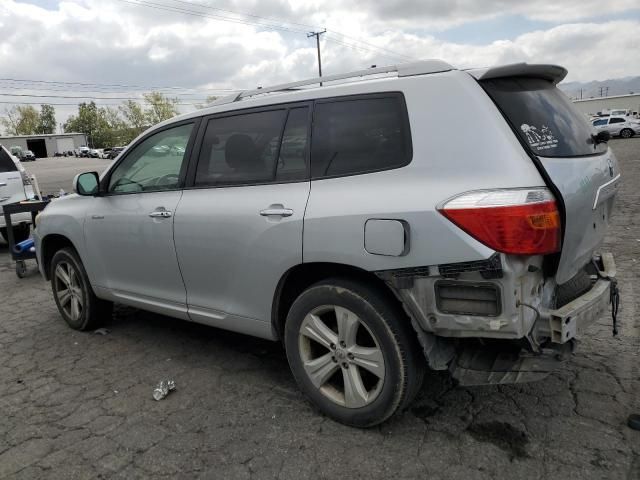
top-left (20, 170), bottom-right (32, 186)
top-left (438, 188), bottom-right (561, 255)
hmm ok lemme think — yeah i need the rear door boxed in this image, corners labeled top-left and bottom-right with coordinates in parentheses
top-left (482, 76), bottom-right (621, 284)
top-left (0, 146), bottom-right (27, 212)
top-left (174, 104), bottom-right (311, 331)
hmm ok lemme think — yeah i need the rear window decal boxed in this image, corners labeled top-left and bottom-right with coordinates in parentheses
top-left (520, 124), bottom-right (559, 151)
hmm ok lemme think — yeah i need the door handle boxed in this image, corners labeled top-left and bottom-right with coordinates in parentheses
top-left (260, 207), bottom-right (293, 217)
top-left (149, 210), bottom-right (173, 218)
top-left (0, 182), bottom-right (6, 187)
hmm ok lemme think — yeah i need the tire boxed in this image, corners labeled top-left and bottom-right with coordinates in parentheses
top-left (50, 247), bottom-right (113, 331)
top-left (620, 128), bottom-right (634, 138)
top-left (284, 278), bottom-right (425, 427)
top-left (0, 224), bottom-right (30, 244)
top-left (555, 269), bottom-right (592, 308)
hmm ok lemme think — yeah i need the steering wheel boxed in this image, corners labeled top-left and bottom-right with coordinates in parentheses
top-left (154, 173), bottom-right (179, 187)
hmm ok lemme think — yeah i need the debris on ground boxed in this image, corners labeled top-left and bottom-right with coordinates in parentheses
top-left (153, 380), bottom-right (176, 401)
top-left (93, 328), bottom-right (110, 336)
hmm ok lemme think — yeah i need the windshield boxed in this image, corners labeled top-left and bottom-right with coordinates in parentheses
top-left (482, 77), bottom-right (606, 157)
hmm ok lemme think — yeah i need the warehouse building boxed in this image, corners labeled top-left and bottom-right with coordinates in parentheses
top-left (0, 133), bottom-right (87, 158)
top-left (572, 93), bottom-right (640, 117)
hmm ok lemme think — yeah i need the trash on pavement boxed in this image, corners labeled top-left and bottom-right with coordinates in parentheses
top-left (93, 328), bottom-right (110, 335)
top-left (153, 380), bottom-right (176, 401)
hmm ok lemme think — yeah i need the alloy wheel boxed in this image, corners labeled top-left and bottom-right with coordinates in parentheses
top-left (298, 305), bottom-right (385, 408)
top-left (54, 261), bottom-right (84, 322)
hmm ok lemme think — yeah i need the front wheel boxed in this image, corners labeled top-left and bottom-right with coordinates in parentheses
top-left (50, 247), bottom-right (113, 330)
top-left (284, 278), bottom-right (424, 427)
top-left (620, 128), bottom-right (634, 138)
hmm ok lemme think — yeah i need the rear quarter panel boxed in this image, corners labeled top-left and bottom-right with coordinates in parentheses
top-left (304, 71), bottom-right (547, 270)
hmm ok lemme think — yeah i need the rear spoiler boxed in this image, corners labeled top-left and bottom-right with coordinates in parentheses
top-left (467, 63), bottom-right (568, 85)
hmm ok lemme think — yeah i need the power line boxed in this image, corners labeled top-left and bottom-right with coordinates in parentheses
top-left (0, 100), bottom-right (201, 106)
top-left (0, 77), bottom-right (239, 93)
top-left (162, 0), bottom-right (416, 61)
top-left (0, 92), bottom-right (210, 101)
top-left (118, 0), bottom-right (414, 62)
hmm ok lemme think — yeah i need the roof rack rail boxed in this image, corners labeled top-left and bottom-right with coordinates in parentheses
top-left (208, 59), bottom-right (453, 108)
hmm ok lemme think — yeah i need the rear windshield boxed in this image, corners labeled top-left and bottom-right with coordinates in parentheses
top-left (482, 77), bottom-right (606, 157)
top-left (0, 147), bottom-right (18, 172)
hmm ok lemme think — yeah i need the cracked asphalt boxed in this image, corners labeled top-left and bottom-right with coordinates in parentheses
top-left (1, 140), bottom-right (639, 479)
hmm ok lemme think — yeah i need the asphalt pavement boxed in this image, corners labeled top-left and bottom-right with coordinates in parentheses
top-left (1, 140), bottom-right (639, 479)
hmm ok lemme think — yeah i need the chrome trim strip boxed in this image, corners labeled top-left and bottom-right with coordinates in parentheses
top-left (592, 173), bottom-right (621, 210)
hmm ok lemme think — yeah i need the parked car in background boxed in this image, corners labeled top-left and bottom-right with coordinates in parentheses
top-left (22, 150), bottom-right (36, 162)
top-left (35, 61), bottom-right (621, 427)
top-left (101, 148), bottom-right (112, 159)
top-left (592, 115), bottom-right (639, 138)
top-left (89, 149), bottom-right (102, 158)
top-left (76, 146), bottom-right (90, 157)
top-left (0, 144), bottom-right (37, 243)
top-left (107, 146), bottom-right (125, 159)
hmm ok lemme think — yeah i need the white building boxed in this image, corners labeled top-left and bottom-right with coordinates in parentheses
top-left (572, 93), bottom-right (640, 117)
top-left (0, 132), bottom-right (87, 158)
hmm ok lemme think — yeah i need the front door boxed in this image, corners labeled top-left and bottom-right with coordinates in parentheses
top-left (83, 122), bottom-right (196, 318)
top-left (174, 106), bottom-right (311, 334)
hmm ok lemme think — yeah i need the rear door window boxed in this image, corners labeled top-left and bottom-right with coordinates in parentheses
top-left (483, 77), bottom-right (606, 157)
top-left (195, 109), bottom-right (288, 187)
top-left (609, 118), bottom-right (625, 124)
top-left (310, 94), bottom-right (411, 178)
top-left (0, 147), bottom-right (18, 172)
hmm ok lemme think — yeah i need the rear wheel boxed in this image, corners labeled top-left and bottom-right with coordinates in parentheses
top-left (50, 248), bottom-right (113, 330)
top-left (620, 128), bottom-right (634, 138)
top-left (284, 278), bottom-right (424, 427)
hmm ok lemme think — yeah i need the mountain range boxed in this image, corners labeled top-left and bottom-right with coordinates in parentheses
top-left (559, 76), bottom-right (640, 100)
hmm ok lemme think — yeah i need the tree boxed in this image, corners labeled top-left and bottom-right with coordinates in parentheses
top-left (37, 104), bottom-right (57, 134)
top-left (64, 102), bottom-right (99, 146)
top-left (195, 95), bottom-right (219, 109)
top-left (1, 105), bottom-right (40, 135)
top-left (143, 92), bottom-right (179, 125)
top-left (119, 100), bottom-right (146, 131)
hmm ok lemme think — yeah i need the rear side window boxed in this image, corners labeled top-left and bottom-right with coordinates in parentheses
top-left (0, 147), bottom-right (18, 172)
top-left (483, 78), bottom-right (606, 157)
top-left (310, 94), bottom-right (411, 178)
top-left (609, 118), bottom-right (625, 124)
top-left (195, 110), bottom-right (288, 187)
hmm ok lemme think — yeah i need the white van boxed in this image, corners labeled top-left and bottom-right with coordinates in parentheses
top-left (0, 144), bottom-right (37, 243)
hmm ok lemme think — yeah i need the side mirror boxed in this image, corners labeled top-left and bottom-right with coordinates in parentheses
top-left (594, 130), bottom-right (610, 145)
top-left (73, 172), bottom-right (100, 196)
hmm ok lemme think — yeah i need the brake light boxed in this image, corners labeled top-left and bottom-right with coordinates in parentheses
top-left (20, 170), bottom-right (32, 186)
top-left (438, 188), bottom-right (561, 255)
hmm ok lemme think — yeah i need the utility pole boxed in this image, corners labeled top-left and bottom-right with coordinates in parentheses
top-left (307, 29), bottom-right (326, 85)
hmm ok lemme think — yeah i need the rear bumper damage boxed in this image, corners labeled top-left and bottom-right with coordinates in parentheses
top-left (378, 253), bottom-right (617, 386)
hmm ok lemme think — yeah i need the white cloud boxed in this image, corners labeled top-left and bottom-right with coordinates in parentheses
top-left (0, 0), bottom-right (638, 126)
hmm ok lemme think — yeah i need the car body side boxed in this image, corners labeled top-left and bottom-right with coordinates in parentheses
top-left (32, 69), bottom-right (591, 351)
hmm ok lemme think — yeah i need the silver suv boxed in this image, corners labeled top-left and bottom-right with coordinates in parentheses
top-left (34, 61), bottom-right (621, 426)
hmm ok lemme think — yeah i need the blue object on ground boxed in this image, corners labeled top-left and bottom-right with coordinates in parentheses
top-left (14, 238), bottom-right (34, 254)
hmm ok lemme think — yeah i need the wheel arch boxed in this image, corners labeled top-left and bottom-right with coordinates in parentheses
top-left (41, 233), bottom-right (80, 280)
top-left (271, 262), bottom-right (402, 341)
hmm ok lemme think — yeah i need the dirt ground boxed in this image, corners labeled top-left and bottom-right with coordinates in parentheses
top-left (1, 139), bottom-right (639, 479)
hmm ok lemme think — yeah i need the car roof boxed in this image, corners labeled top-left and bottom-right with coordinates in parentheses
top-left (137, 59), bottom-right (568, 143)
